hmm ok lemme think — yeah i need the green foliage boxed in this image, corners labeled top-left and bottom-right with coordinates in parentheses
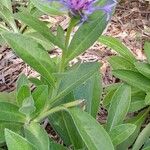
top-left (99, 36), bottom-right (150, 149)
top-left (1, 1), bottom-right (149, 149)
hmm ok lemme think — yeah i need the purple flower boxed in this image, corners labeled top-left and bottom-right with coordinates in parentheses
top-left (48, 0), bottom-right (117, 22)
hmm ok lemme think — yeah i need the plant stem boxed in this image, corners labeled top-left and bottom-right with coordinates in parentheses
top-left (33, 100), bottom-right (84, 123)
top-left (59, 18), bottom-right (78, 72)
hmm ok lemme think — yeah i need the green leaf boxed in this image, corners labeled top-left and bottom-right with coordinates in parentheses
top-left (0, 122), bottom-right (22, 145)
top-left (142, 147), bottom-right (150, 150)
top-left (117, 109), bottom-right (149, 149)
top-left (65, 12), bottom-right (107, 64)
top-left (69, 108), bottom-right (114, 150)
top-left (0, 5), bottom-right (17, 32)
top-left (0, 102), bottom-right (25, 123)
top-left (25, 123), bottom-right (49, 150)
top-left (129, 93), bottom-right (146, 113)
top-left (17, 85), bottom-right (31, 106)
top-left (106, 84), bottom-right (131, 131)
top-left (144, 42), bottom-right (150, 63)
top-left (50, 62), bottom-right (100, 106)
top-left (109, 124), bottom-right (136, 146)
top-left (134, 62), bottom-right (150, 79)
top-left (103, 89), bottom-right (116, 109)
top-left (32, 85), bottom-right (49, 115)
top-left (145, 92), bottom-right (150, 105)
top-left (73, 72), bottom-right (102, 118)
top-left (99, 36), bottom-right (136, 63)
top-left (49, 110), bottom-right (84, 149)
top-left (112, 70), bottom-right (150, 92)
top-left (15, 12), bottom-right (64, 49)
top-left (25, 32), bottom-right (54, 51)
top-left (0, 91), bottom-right (16, 104)
top-left (49, 142), bottom-right (66, 150)
top-left (16, 74), bottom-right (29, 91)
top-left (19, 96), bottom-right (36, 116)
top-left (0, 0), bottom-right (12, 12)
top-left (31, 0), bottom-right (62, 15)
top-left (109, 56), bottom-right (136, 71)
top-left (56, 26), bottom-right (65, 44)
top-left (5, 129), bottom-right (37, 150)
top-left (2, 32), bottom-right (56, 86)
top-left (133, 123), bottom-right (150, 150)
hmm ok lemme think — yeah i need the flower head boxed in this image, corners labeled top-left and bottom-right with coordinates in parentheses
top-left (48, 0), bottom-right (117, 22)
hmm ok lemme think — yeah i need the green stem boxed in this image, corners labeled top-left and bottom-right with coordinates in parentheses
top-left (60, 18), bottom-right (78, 72)
top-left (33, 100), bottom-right (84, 123)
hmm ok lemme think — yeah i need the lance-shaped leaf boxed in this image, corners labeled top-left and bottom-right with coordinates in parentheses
top-left (0, 122), bottom-right (22, 145)
top-left (112, 70), bottom-right (150, 92)
top-left (134, 62), bottom-right (150, 79)
top-left (106, 84), bottom-right (131, 131)
top-left (50, 62), bottom-right (100, 106)
top-left (65, 12), bottom-right (107, 64)
top-left (31, 0), bottom-right (62, 15)
top-left (144, 42), bottom-right (150, 63)
top-left (73, 72), bottom-right (102, 118)
top-left (133, 123), bottom-right (150, 150)
top-left (2, 32), bottom-right (56, 86)
top-left (99, 36), bottom-right (136, 63)
top-left (109, 124), bottom-right (136, 146)
top-left (5, 129), bottom-right (37, 150)
top-left (25, 123), bottom-right (49, 150)
top-left (15, 12), bottom-right (64, 49)
top-left (117, 109), bottom-right (149, 149)
top-left (0, 102), bottom-right (25, 123)
top-left (69, 108), bottom-right (114, 150)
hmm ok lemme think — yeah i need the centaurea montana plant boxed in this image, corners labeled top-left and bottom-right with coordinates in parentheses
top-left (48, 0), bottom-right (117, 22)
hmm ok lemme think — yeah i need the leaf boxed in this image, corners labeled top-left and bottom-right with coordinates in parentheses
top-left (0, 102), bottom-right (25, 123)
top-left (25, 32), bottom-right (54, 51)
top-left (50, 62), bottom-right (100, 106)
top-left (32, 85), bottom-right (49, 115)
top-left (106, 84), bottom-right (131, 131)
top-left (49, 142), bottom-right (66, 150)
top-left (17, 85), bottom-right (31, 106)
top-left (112, 70), bottom-right (150, 92)
top-left (15, 12), bottom-right (64, 49)
top-left (142, 147), bottom-right (150, 150)
top-left (117, 109), bottom-right (149, 149)
top-left (25, 123), bottom-right (49, 150)
top-left (2, 32), bottom-right (56, 86)
top-left (0, 122), bottom-right (22, 145)
top-left (133, 123), bottom-right (150, 150)
top-left (134, 62), bottom-right (150, 79)
top-left (109, 56), bottom-right (136, 71)
top-left (49, 110), bottom-right (84, 149)
top-left (5, 129), bottom-right (37, 150)
top-left (19, 96), bottom-right (36, 116)
top-left (0, 0), bottom-right (12, 12)
top-left (31, 0), bottom-right (62, 15)
top-left (56, 26), bottom-right (65, 44)
top-left (99, 36), bottom-right (136, 63)
top-left (145, 92), bottom-right (150, 105)
top-left (129, 93), bottom-right (146, 112)
top-left (16, 74), bottom-right (29, 91)
top-left (69, 108), bottom-right (114, 150)
top-left (103, 89), bottom-right (116, 109)
top-left (0, 91), bottom-right (16, 104)
top-left (0, 5), bottom-right (17, 32)
top-left (144, 42), bottom-right (150, 63)
top-left (109, 124), bottom-right (136, 146)
top-left (73, 72), bottom-right (102, 118)
top-left (65, 12), bottom-right (107, 64)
